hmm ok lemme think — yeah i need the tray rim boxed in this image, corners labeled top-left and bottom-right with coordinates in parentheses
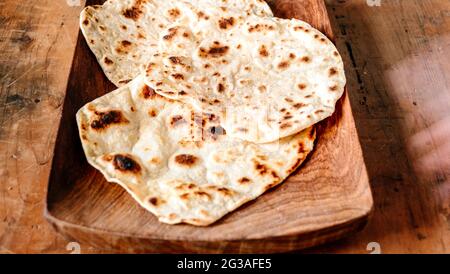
top-left (44, 204), bottom-right (372, 253)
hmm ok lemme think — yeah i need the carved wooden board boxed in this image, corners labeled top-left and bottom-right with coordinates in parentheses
top-left (44, 0), bottom-right (373, 253)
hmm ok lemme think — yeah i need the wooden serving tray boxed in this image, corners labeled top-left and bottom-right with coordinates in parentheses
top-left (45, 0), bottom-right (373, 253)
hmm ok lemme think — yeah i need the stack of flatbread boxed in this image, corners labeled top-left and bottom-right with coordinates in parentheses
top-left (76, 0), bottom-right (346, 226)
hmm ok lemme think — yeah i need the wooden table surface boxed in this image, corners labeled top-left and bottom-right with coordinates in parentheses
top-left (0, 0), bottom-right (449, 254)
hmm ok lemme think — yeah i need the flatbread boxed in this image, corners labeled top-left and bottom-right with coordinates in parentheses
top-left (76, 75), bottom-right (315, 226)
top-left (144, 12), bottom-right (346, 143)
top-left (80, 0), bottom-right (273, 87)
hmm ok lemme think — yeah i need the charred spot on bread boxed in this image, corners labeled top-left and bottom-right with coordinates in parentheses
top-left (217, 187), bottom-right (233, 196)
top-left (112, 154), bottom-right (141, 173)
top-left (115, 40), bottom-right (133, 54)
top-left (167, 8), bottom-right (180, 19)
top-left (171, 73), bottom-right (184, 80)
top-left (329, 67), bottom-right (338, 76)
top-left (141, 85), bottom-right (157, 99)
top-left (293, 102), bottom-right (306, 108)
top-left (170, 115), bottom-right (185, 126)
top-left (194, 191), bottom-right (212, 200)
top-left (90, 110), bottom-right (128, 130)
top-left (248, 24), bottom-right (275, 33)
top-left (329, 85), bottom-right (338, 91)
top-left (148, 108), bottom-right (158, 117)
top-left (217, 83), bottom-right (225, 93)
top-left (121, 40), bottom-right (132, 47)
top-left (179, 193), bottom-right (190, 200)
top-left (238, 177), bottom-right (251, 184)
top-left (118, 79), bottom-right (131, 85)
top-left (207, 126), bottom-right (226, 140)
top-left (148, 197), bottom-right (164, 206)
top-left (259, 45), bottom-right (269, 57)
top-left (198, 43), bottom-right (229, 58)
top-left (301, 56), bottom-right (311, 63)
top-left (162, 27), bottom-right (178, 41)
top-left (254, 162), bottom-right (267, 175)
top-left (168, 56), bottom-right (182, 65)
top-left (123, 7), bottom-right (142, 20)
top-left (174, 154), bottom-right (198, 166)
top-left (297, 83), bottom-right (307, 90)
top-left (122, 0), bottom-right (146, 21)
top-left (277, 61), bottom-right (290, 69)
top-left (103, 56), bottom-right (114, 65)
top-left (286, 141), bottom-right (312, 173)
top-left (218, 17), bottom-right (235, 29)
top-left (280, 122), bottom-right (292, 129)
top-left (197, 11), bottom-right (209, 20)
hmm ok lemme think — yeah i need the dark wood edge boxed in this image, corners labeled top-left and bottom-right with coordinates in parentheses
top-left (43, 26), bottom-right (84, 217)
top-left (44, 205), bottom-right (372, 253)
top-left (42, 26), bottom-right (84, 226)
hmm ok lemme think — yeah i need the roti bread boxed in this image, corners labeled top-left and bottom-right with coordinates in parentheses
top-left (144, 12), bottom-right (345, 143)
top-left (76, 75), bottom-right (315, 226)
top-left (80, 0), bottom-right (273, 87)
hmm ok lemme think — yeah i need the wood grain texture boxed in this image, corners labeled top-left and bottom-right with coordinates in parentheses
top-left (44, 0), bottom-right (372, 253)
top-left (306, 0), bottom-right (450, 254)
top-left (0, 0), bottom-right (86, 253)
top-left (1, 0), bottom-right (449, 253)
